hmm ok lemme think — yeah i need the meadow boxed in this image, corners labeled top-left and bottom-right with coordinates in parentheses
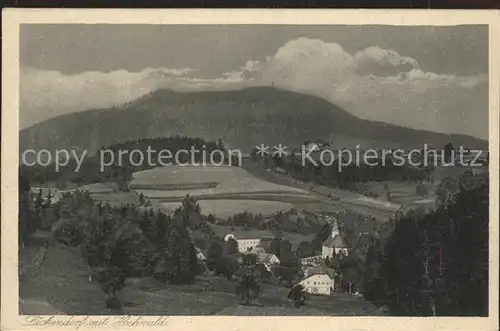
top-left (131, 165), bottom-right (317, 217)
top-left (20, 238), bottom-right (379, 316)
top-left (161, 200), bottom-right (294, 219)
top-left (131, 165), bottom-right (308, 194)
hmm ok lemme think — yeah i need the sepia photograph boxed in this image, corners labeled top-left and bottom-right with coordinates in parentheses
top-left (2, 9), bottom-right (499, 331)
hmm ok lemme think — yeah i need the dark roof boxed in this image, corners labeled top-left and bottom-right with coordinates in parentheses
top-left (323, 267), bottom-right (337, 279)
top-left (305, 267), bottom-right (336, 278)
top-left (322, 234), bottom-right (347, 248)
top-left (226, 231), bottom-right (275, 240)
top-left (298, 270), bottom-right (333, 283)
top-left (305, 267), bottom-right (324, 275)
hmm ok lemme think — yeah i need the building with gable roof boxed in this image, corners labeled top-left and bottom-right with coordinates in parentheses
top-left (297, 267), bottom-right (336, 296)
top-left (322, 218), bottom-right (348, 258)
top-left (224, 233), bottom-right (275, 253)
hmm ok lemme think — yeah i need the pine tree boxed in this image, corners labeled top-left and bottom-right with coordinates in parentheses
top-left (207, 240), bottom-right (224, 272)
top-left (363, 173), bottom-right (488, 316)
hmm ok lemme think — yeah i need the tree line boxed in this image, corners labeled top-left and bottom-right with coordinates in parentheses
top-left (19, 176), bottom-right (203, 309)
top-left (250, 146), bottom-right (436, 192)
top-left (361, 171), bottom-right (488, 316)
top-left (20, 136), bottom-right (228, 190)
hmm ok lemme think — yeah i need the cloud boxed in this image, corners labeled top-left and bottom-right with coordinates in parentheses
top-left (354, 46), bottom-right (420, 74)
top-left (20, 37), bottom-right (488, 139)
top-left (255, 38), bottom-right (488, 139)
top-left (20, 66), bottom-right (252, 128)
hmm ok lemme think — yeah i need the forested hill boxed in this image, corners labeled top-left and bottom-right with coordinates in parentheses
top-left (20, 87), bottom-right (487, 156)
top-left (19, 136), bottom-right (224, 188)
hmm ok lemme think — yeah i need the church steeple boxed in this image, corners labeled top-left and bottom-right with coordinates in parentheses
top-left (331, 217), bottom-right (339, 238)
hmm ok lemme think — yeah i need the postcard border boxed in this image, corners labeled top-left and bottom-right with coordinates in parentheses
top-left (2, 8), bottom-right (499, 331)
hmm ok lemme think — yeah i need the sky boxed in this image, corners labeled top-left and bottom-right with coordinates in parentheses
top-left (20, 24), bottom-right (489, 139)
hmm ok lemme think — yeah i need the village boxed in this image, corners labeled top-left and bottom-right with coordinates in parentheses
top-left (220, 216), bottom-right (350, 296)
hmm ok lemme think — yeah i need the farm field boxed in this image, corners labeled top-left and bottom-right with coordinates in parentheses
top-left (365, 180), bottom-right (437, 203)
top-left (342, 195), bottom-right (401, 212)
top-left (131, 165), bottom-right (317, 217)
top-left (141, 190), bottom-right (315, 200)
top-left (78, 183), bottom-right (115, 193)
top-left (132, 165), bottom-right (308, 194)
top-left (161, 200), bottom-right (294, 219)
top-left (242, 161), bottom-right (403, 219)
top-left (72, 182), bottom-right (141, 206)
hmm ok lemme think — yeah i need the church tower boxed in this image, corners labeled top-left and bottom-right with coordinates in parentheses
top-left (331, 217), bottom-right (339, 238)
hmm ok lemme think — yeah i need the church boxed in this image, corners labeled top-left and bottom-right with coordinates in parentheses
top-left (322, 218), bottom-right (349, 259)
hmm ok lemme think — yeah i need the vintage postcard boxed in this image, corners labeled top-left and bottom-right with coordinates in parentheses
top-left (2, 8), bottom-right (499, 331)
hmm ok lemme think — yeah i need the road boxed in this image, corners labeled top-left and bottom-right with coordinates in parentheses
top-left (241, 160), bottom-right (427, 220)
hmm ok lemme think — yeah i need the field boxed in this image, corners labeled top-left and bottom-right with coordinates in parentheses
top-left (131, 165), bottom-right (318, 217)
top-left (20, 240), bottom-right (379, 315)
top-left (132, 165), bottom-right (309, 195)
top-left (242, 161), bottom-right (408, 220)
top-left (161, 200), bottom-right (293, 219)
top-left (75, 182), bottom-right (141, 206)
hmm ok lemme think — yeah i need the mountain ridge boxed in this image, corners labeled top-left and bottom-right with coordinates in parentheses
top-left (20, 87), bottom-right (488, 156)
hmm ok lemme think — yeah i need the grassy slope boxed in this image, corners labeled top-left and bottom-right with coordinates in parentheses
top-left (20, 242), bottom-right (107, 314)
top-left (20, 239), bottom-right (379, 315)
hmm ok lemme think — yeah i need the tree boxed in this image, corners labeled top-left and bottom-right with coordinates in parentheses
top-left (219, 257), bottom-right (240, 280)
top-left (443, 143), bottom-right (455, 164)
top-left (242, 253), bottom-right (258, 268)
top-left (311, 223), bottom-right (331, 254)
top-left (361, 236), bottom-right (386, 303)
top-left (416, 182), bottom-right (429, 196)
top-left (159, 221), bottom-right (199, 284)
top-left (206, 240), bottom-right (224, 271)
top-left (256, 263), bottom-right (272, 281)
top-left (288, 284), bottom-right (306, 308)
top-left (279, 257), bottom-right (302, 287)
top-left (19, 173), bottom-right (36, 247)
top-left (436, 177), bottom-right (458, 207)
top-left (81, 211), bottom-right (144, 307)
top-left (279, 240), bottom-right (293, 260)
top-left (384, 184), bottom-right (391, 201)
top-left (364, 173), bottom-right (488, 316)
top-left (138, 193), bottom-right (146, 206)
top-left (325, 256), bottom-right (331, 268)
top-left (225, 237), bottom-right (239, 255)
top-left (175, 195), bottom-right (202, 228)
top-left (325, 254), bottom-right (337, 268)
top-left (235, 273), bottom-right (262, 305)
top-left (205, 214), bottom-right (216, 223)
top-left (296, 241), bottom-right (313, 258)
top-left (139, 210), bottom-right (153, 239)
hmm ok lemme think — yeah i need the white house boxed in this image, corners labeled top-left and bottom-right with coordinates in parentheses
top-left (224, 233), bottom-right (261, 253)
top-left (256, 253), bottom-right (280, 271)
top-left (195, 247), bottom-right (206, 262)
top-left (322, 218), bottom-right (348, 258)
top-left (298, 272), bottom-right (334, 296)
